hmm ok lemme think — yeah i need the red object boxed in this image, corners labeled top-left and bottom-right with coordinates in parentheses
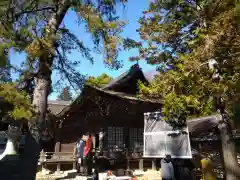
top-left (84, 136), bottom-right (93, 156)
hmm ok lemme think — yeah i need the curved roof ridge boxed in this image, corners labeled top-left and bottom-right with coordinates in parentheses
top-left (102, 63), bottom-right (147, 90)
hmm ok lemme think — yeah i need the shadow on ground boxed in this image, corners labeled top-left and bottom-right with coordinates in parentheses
top-left (0, 155), bottom-right (20, 180)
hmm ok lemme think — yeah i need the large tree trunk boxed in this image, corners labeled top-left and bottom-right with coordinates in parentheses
top-left (218, 114), bottom-right (240, 180)
top-left (19, 77), bottom-right (50, 179)
top-left (19, 1), bottom-right (70, 179)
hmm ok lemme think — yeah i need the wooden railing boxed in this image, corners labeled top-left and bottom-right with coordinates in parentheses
top-left (38, 151), bottom-right (157, 174)
top-left (39, 152), bottom-right (77, 173)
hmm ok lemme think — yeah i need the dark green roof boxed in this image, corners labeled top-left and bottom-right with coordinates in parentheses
top-left (102, 64), bottom-right (149, 94)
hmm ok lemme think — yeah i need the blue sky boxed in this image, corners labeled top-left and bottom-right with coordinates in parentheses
top-left (9, 0), bottom-right (156, 100)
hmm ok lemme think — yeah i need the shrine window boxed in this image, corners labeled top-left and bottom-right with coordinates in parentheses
top-left (107, 126), bottom-right (124, 150)
top-left (129, 128), bottom-right (143, 152)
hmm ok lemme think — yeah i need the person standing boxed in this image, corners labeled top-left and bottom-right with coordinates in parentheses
top-left (173, 159), bottom-right (191, 180)
top-left (161, 154), bottom-right (175, 180)
top-left (201, 155), bottom-right (216, 180)
top-left (75, 135), bottom-right (86, 174)
top-left (184, 159), bottom-right (197, 180)
top-left (99, 128), bottom-right (105, 151)
top-left (173, 159), bottom-right (181, 180)
top-left (84, 133), bottom-right (93, 175)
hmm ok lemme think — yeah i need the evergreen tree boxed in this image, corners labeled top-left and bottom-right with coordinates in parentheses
top-left (57, 86), bottom-right (73, 101)
top-left (128, 1), bottom-right (240, 179)
top-left (86, 73), bottom-right (113, 88)
top-left (0, 0), bottom-right (127, 179)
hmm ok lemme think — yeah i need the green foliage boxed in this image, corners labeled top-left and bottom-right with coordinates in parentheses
top-left (0, 0), bottom-right (127, 91)
top-left (57, 86), bottom-right (73, 101)
top-left (0, 83), bottom-right (33, 120)
top-left (137, 0), bottom-right (239, 125)
top-left (86, 73), bottom-right (113, 88)
top-left (0, 59), bottom-right (11, 83)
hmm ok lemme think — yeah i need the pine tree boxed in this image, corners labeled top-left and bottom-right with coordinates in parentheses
top-left (0, 0), bottom-right (127, 179)
top-left (57, 86), bottom-right (73, 101)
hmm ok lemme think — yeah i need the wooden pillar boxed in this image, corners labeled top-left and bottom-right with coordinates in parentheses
top-left (57, 163), bottom-right (61, 174)
top-left (126, 159), bottom-right (130, 170)
top-left (54, 120), bottom-right (63, 152)
top-left (41, 163), bottom-right (46, 174)
top-left (73, 161), bottom-right (77, 170)
top-left (40, 150), bottom-right (46, 174)
top-left (139, 158), bottom-right (143, 170)
top-left (152, 159), bottom-right (156, 170)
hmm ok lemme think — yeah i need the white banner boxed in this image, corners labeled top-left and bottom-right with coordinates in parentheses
top-left (143, 112), bottom-right (192, 158)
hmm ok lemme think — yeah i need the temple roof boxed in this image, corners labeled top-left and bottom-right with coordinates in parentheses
top-left (56, 64), bottom-right (161, 118)
top-left (187, 115), bottom-right (240, 141)
top-left (102, 64), bottom-right (149, 94)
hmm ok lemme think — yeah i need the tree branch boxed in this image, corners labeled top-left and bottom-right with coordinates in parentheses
top-left (14, 7), bottom-right (55, 19)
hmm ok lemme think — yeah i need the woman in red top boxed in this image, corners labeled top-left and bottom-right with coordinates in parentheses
top-left (84, 135), bottom-right (93, 157)
top-left (84, 134), bottom-right (93, 175)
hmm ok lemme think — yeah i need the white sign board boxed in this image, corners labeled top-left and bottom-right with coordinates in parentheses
top-left (143, 112), bottom-right (192, 158)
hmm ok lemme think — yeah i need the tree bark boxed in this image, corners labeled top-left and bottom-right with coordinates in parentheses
top-left (19, 1), bottom-right (70, 179)
top-left (19, 77), bottom-right (50, 179)
top-left (217, 114), bottom-right (240, 180)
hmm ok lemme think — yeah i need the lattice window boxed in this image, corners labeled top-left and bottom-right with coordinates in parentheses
top-left (129, 128), bottom-right (143, 152)
top-left (107, 126), bottom-right (124, 150)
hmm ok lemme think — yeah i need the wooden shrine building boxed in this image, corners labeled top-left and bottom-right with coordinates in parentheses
top-left (42, 64), bottom-right (240, 177)
top-left (55, 64), bottom-right (161, 154)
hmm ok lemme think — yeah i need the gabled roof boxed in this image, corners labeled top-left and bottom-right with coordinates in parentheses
top-left (57, 85), bottom-right (162, 118)
top-left (187, 115), bottom-right (240, 141)
top-left (86, 85), bottom-right (161, 103)
top-left (102, 64), bottom-right (149, 94)
top-left (187, 115), bottom-right (219, 136)
top-left (56, 64), bottom-right (161, 118)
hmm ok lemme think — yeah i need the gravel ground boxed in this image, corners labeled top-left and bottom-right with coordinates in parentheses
top-left (36, 169), bottom-right (161, 180)
top-left (36, 170), bottom-right (93, 180)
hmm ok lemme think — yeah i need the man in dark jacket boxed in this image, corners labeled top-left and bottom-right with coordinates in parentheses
top-left (161, 154), bottom-right (175, 180)
top-left (75, 135), bottom-right (85, 174)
